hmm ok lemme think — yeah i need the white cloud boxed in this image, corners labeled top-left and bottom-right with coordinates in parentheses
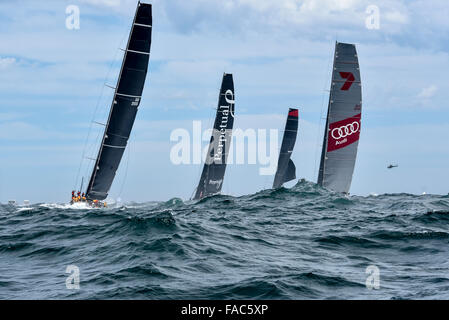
top-left (79, 0), bottom-right (122, 7)
top-left (0, 121), bottom-right (77, 141)
top-left (0, 57), bottom-right (16, 69)
top-left (119, 114), bottom-right (322, 200)
top-left (384, 10), bottom-right (408, 24)
top-left (418, 85), bottom-right (438, 99)
top-left (0, 112), bottom-right (27, 122)
top-left (1, 0), bottom-right (449, 201)
top-left (153, 0), bottom-right (421, 40)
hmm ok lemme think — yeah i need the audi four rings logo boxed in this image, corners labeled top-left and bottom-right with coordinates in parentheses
top-left (331, 121), bottom-right (360, 140)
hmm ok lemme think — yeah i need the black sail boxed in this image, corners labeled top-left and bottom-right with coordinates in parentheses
top-left (193, 73), bottom-right (235, 200)
top-left (86, 2), bottom-right (152, 200)
top-left (272, 108), bottom-right (299, 189)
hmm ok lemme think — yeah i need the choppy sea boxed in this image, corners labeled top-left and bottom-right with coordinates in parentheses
top-left (1, 180), bottom-right (449, 299)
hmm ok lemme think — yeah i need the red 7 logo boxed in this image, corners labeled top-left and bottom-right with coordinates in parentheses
top-left (339, 72), bottom-right (355, 91)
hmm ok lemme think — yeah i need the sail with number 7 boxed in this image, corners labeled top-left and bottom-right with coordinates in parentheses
top-left (317, 42), bottom-right (362, 194)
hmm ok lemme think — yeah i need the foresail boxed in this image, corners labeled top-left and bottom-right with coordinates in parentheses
top-left (86, 2), bottom-right (152, 200)
top-left (272, 108), bottom-right (299, 189)
top-left (193, 73), bottom-right (235, 200)
top-left (284, 159), bottom-right (296, 184)
top-left (317, 42), bottom-right (362, 194)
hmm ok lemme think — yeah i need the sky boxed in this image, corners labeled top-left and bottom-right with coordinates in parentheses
top-left (0, 0), bottom-right (448, 203)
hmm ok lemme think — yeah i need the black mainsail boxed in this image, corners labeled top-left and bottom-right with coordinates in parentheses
top-left (193, 73), bottom-right (235, 200)
top-left (85, 2), bottom-right (152, 201)
top-left (272, 108), bottom-right (299, 189)
top-left (317, 42), bottom-right (362, 194)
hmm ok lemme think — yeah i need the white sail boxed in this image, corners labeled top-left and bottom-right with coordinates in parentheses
top-left (317, 42), bottom-right (362, 194)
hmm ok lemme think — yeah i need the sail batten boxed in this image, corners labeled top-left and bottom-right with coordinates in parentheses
top-left (272, 108), bottom-right (299, 189)
top-left (193, 73), bottom-right (235, 200)
top-left (85, 2), bottom-right (152, 201)
top-left (317, 42), bottom-right (362, 194)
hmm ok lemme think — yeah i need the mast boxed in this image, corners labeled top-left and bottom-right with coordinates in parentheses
top-left (85, 2), bottom-right (152, 200)
top-left (317, 42), bottom-right (362, 193)
top-left (193, 73), bottom-right (235, 200)
top-left (317, 43), bottom-right (337, 186)
top-left (272, 108), bottom-right (299, 189)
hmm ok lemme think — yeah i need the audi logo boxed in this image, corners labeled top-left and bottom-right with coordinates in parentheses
top-left (331, 121), bottom-right (360, 140)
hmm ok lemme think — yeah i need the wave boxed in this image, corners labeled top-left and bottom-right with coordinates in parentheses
top-left (315, 235), bottom-right (386, 248)
top-left (2, 180), bottom-right (449, 299)
top-left (369, 230), bottom-right (449, 241)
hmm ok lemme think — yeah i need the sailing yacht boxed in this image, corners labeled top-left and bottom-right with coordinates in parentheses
top-left (272, 108), bottom-right (299, 189)
top-left (317, 42), bottom-right (362, 194)
top-left (72, 2), bottom-right (153, 206)
top-left (193, 73), bottom-right (235, 200)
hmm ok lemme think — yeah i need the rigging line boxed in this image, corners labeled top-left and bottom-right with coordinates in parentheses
top-left (75, 41), bottom-right (126, 191)
top-left (192, 78), bottom-right (218, 199)
top-left (264, 171), bottom-right (271, 191)
top-left (75, 51), bottom-right (118, 191)
top-left (83, 96), bottom-right (114, 181)
top-left (74, 26), bottom-right (129, 192)
top-left (82, 126), bottom-right (102, 187)
top-left (87, 3), bottom-right (143, 193)
top-left (190, 187), bottom-right (197, 201)
top-left (320, 39), bottom-right (339, 186)
top-left (117, 136), bottom-right (131, 199)
top-left (313, 42), bottom-right (333, 181)
top-left (192, 127), bottom-right (206, 199)
top-left (265, 132), bottom-right (279, 190)
top-left (74, 80), bottom-right (109, 191)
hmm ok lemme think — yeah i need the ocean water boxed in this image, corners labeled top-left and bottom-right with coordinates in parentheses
top-left (1, 180), bottom-right (449, 300)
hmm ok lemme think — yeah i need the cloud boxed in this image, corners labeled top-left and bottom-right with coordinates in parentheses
top-left (417, 85), bottom-right (438, 99)
top-left (0, 57), bottom-right (16, 69)
top-left (79, 0), bottom-right (122, 7)
top-left (154, 0), bottom-right (418, 40)
top-left (0, 121), bottom-right (78, 141)
top-left (384, 10), bottom-right (408, 24)
top-left (118, 114), bottom-right (322, 200)
top-left (1, 0), bottom-right (449, 202)
top-left (0, 112), bottom-right (27, 122)
top-left (156, 0), bottom-right (367, 35)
